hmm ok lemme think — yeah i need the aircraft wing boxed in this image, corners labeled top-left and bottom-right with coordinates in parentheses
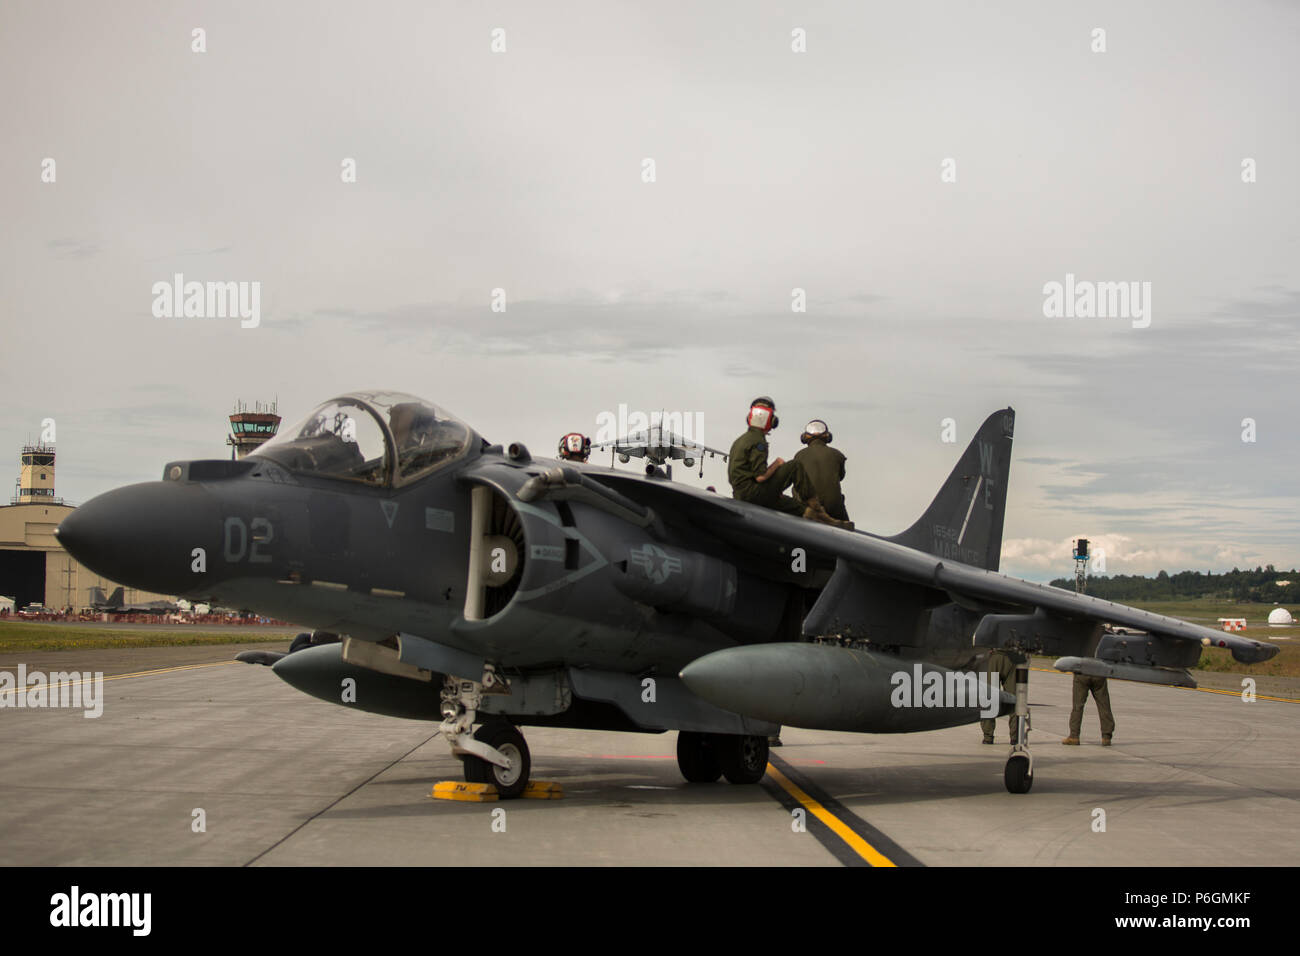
top-left (613, 445), bottom-right (651, 457)
top-left (585, 472), bottom-right (1278, 667)
top-left (590, 430), bottom-right (653, 454)
top-left (591, 430), bottom-right (729, 462)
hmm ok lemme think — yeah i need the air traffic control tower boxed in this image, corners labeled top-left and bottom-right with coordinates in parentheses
top-left (14, 443), bottom-right (61, 505)
top-left (226, 400), bottom-right (281, 459)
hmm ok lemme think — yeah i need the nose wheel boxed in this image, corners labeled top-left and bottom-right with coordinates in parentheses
top-left (462, 722), bottom-right (531, 799)
top-left (440, 668), bottom-right (532, 799)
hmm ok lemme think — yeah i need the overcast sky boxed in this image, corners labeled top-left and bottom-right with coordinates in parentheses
top-left (2, 0), bottom-right (1296, 582)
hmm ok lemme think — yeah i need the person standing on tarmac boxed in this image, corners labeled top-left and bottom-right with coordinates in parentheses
top-left (1063, 673), bottom-right (1115, 745)
top-left (979, 649), bottom-right (1018, 744)
top-left (792, 419), bottom-right (852, 525)
top-left (727, 397), bottom-right (850, 529)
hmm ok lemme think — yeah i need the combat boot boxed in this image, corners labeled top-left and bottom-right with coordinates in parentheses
top-left (801, 497), bottom-right (825, 521)
top-left (1061, 736), bottom-right (1080, 745)
top-left (1101, 735), bottom-right (1112, 746)
top-left (802, 497), bottom-right (855, 530)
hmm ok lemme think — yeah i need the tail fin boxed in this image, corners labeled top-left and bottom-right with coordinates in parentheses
top-left (106, 586), bottom-right (124, 608)
top-left (887, 408), bottom-right (1014, 571)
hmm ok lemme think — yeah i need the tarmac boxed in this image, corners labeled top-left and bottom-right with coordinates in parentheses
top-left (0, 643), bottom-right (1296, 866)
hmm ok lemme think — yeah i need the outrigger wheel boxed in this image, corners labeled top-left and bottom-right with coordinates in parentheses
top-left (462, 721), bottom-right (531, 799)
top-left (1004, 753), bottom-right (1033, 793)
top-left (1003, 658), bottom-right (1033, 794)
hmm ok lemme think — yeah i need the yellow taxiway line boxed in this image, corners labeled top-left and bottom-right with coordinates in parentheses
top-left (764, 762), bottom-right (897, 867)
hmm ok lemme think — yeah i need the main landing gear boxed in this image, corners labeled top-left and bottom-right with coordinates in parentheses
top-left (677, 731), bottom-right (769, 785)
top-left (1004, 660), bottom-right (1033, 794)
top-left (440, 667), bottom-right (533, 799)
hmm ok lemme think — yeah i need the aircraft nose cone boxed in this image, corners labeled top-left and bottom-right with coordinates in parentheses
top-left (57, 482), bottom-right (222, 595)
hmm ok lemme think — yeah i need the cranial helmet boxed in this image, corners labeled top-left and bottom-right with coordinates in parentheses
top-left (800, 419), bottom-right (832, 444)
top-left (747, 396), bottom-right (779, 432)
top-left (558, 432), bottom-right (591, 462)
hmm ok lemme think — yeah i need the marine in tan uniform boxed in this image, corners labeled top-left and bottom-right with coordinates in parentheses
top-left (979, 649), bottom-right (1018, 744)
top-left (1063, 673), bottom-right (1114, 745)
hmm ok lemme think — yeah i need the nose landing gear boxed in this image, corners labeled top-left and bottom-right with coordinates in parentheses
top-left (439, 667), bottom-right (533, 799)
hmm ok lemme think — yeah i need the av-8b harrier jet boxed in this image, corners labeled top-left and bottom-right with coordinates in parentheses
top-left (56, 391), bottom-right (1277, 796)
top-left (590, 416), bottom-right (729, 479)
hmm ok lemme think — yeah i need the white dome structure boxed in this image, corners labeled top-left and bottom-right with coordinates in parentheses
top-left (1268, 607), bottom-right (1293, 626)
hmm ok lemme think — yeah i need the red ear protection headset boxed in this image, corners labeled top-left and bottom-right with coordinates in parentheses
top-left (558, 433), bottom-right (591, 461)
top-left (747, 396), bottom-right (779, 432)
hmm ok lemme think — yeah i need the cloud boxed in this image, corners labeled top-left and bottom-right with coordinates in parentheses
top-left (1001, 534), bottom-right (1263, 579)
top-left (287, 294), bottom-right (887, 361)
top-left (48, 238), bottom-right (100, 259)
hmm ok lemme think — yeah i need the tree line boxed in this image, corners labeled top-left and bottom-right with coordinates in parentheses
top-left (1048, 566), bottom-right (1300, 604)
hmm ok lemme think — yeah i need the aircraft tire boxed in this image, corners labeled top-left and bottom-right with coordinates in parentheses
top-left (462, 722), bottom-right (531, 799)
top-left (1004, 754), bottom-right (1033, 794)
top-left (676, 731), bottom-right (723, 783)
top-left (717, 733), bottom-right (769, 785)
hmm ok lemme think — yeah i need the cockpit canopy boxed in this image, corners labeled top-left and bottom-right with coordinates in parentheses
top-left (251, 391), bottom-right (476, 486)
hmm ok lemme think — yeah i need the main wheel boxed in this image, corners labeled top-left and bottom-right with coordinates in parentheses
top-left (717, 734), bottom-right (769, 785)
top-left (462, 722), bottom-right (531, 799)
top-left (676, 731), bottom-right (723, 783)
top-left (1004, 754), bottom-right (1033, 794)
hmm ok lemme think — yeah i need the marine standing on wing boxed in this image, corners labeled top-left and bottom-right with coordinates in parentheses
top-left (727, 398), bottom-right (849, 528)
top-left (557, 433), bottom-right (591, 463)
top-left (1063, 673), bottom-right (1114, 746)
top-left (793, 419), bottom-right (852, 526)
top-left (979, 649), bottom-right (1018, 744)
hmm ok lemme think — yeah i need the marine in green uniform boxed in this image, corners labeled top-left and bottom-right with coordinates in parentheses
top-left (792, 419), bottom-right (850, 523)
top-left (1063, 673), bottom-right (1114, 745)
top-left (728, 397), bottom-right (826, 519)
